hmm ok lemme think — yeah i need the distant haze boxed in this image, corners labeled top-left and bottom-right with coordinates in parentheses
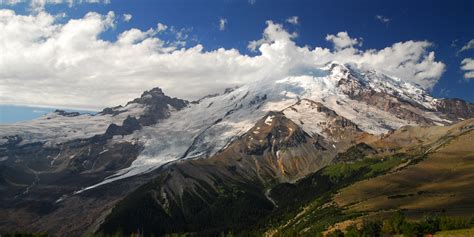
top-left (0, 105), bottom-right (96, 124)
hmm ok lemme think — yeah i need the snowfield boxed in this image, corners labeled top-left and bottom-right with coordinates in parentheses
top-left (0, 62), bottom-right (451, 191)
top-left (0, 103), bottom-right (146, 146)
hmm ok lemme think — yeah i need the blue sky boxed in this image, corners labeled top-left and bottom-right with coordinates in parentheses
top-left (0, 0), bottom-right (473, 123)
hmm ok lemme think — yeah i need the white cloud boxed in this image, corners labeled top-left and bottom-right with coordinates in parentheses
top-left (375, 15), bottom-right (390, 23)
top-left (248, 20), bottom-right (297, 51)
top-left (248, 0), bottom-right (256, 5)
top-left (156, 22), bottom-right (167, 32)
top-left (117, 28), bottom-right (156, 45)
top-left (122, 13), bottom-right (132, 22)
top-left (219, 18), bottom-right (227, 31)
top-left (459, 39), bottom-right (474, 53)
top-left (461, 58), bottom-right (474, 79)
top-left (286, 16), bottom-right (298, 25)
top-left (325, 31), bottom-right (361, 50)
top-left (0, 11), bottom-right (446, 110)
top-left (30, 0), bottom-right (62, 11)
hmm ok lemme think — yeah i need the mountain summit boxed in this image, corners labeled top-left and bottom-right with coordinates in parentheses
top-left (1, 62), bottom-right (473, 235)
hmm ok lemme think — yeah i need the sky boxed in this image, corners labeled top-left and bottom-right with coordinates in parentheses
top-left (0, 0), bottom-right (473, 122)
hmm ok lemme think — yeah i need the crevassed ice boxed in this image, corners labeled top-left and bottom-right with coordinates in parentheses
top-left (65, 64), bottom-right (447, 192)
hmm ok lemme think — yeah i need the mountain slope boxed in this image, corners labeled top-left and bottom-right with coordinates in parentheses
top-left (98, 117), bottom-right (474, 236)
top-left (334, 119), bottom-right (474, 218)
top-left (0, 88), bottom-right (187, 234)
top-left (261, 119), bottom-right (474, 236)
top-left (99, 111), bottom-right (346, 235)
top-left (2, 62), bottom-right (472, 190)
top-left (1, 62), bottom-right (474, 235)
top-left (71, 62), bottom-right (474, 189)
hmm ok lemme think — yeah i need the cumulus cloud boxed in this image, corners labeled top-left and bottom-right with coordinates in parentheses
top-left (461, 58), bottom-right (474, 79)
top-left (122, 13), bottom-right (132, 22)
top-left (247, 20), bottom-right (298, 51)
top-left (325, 31), bottom-right (361, 50)
top-left (0, 10), bottom-right (446, 110)
top-left (459, 39), bottom-right (474, 53)
top-left (156, 22), bottom-right (167, 32)
top-left (117, 27), bottom-right (157, 45)
top-left (286, 16), bottom-right (298, 25)
top-left (375, 15), bottom-right (390, 23)
top-left (219, 18), bottom-right (227, 31)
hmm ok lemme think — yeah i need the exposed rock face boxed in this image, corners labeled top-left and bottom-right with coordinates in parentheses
top-left (283, 99), bottom-right (362, 144)
top-left (54, 110), bottom-right (81, 117)
top-left (0, 135), bottom-right (143, 235)
top-left (128, 87), bottom-right (188, 126)
top-left (105, 116), bottom-right (141, 137)
top-left (332, 64), bottom-right (474, 125)
top-left (336, 69), bottom-right (435, 125)
top-left (242, 112), bottom-right (309, 155)
top-left (0, 163), bottom-right (157, 236)
top-left (99, 106), bottom-right (125, 116)
top-left (435, 98), bottom-right (474, 120)
top-left (99, 112), bottom-right (364, 235)
top-left (99, 87), bottom-right (188, 126)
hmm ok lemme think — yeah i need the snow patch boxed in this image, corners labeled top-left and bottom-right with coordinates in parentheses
top-left (265, 115), bottom-right (275, 125)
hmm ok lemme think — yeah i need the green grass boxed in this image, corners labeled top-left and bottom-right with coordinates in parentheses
top-left (249, 154), bottom-right (410, 236)
top-left (322, 155), bottom-right (406, 183)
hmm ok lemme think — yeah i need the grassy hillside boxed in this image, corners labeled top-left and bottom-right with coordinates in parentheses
top-left (263, 120), bottom-right (474, 236)
top-left (335, 128), bottom-right (474, 219)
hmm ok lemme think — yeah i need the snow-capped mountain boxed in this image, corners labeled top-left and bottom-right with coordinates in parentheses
top-left (85, 62), bottom-right (470, 188)
top-left (1, 62), bottom-right (474, 235)
top-left (1, 62), bottom-right (472, 193)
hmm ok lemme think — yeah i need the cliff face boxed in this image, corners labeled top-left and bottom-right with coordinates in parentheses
top-left (434, 98), bottom-right (474, 120)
